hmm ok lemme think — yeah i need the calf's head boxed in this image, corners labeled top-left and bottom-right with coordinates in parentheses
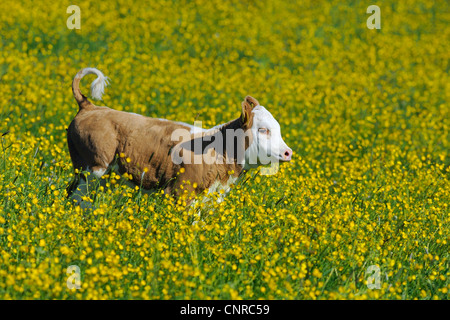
top-left (240, 96), bottom-right (293, 169)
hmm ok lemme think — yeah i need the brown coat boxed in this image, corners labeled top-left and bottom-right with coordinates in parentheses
top-left (67, 69), bottom-right (259, 200)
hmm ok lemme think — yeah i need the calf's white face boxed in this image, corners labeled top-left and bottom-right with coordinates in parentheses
top-left (244, 106), bottom-right (292, 169)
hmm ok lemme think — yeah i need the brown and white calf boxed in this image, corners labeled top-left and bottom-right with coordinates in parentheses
top-left (66, 67), bottom-right (292, 207)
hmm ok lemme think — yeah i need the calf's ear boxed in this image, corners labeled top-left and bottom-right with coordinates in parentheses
top-left (241, 95), bottom-right (259, 127)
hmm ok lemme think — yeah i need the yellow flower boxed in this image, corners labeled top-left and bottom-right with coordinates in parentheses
top-left (0, 0), bottom-right (447, 301)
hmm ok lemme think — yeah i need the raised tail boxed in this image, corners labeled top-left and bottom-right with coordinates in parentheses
top-left (72, 67), bottom-right (110, 110)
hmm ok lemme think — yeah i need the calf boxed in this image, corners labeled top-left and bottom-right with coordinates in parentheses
top-left (66, 67), bottom-right (292, 206)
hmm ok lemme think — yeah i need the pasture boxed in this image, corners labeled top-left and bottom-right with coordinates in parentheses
top-left (0, 0), bottom-right (449, 299)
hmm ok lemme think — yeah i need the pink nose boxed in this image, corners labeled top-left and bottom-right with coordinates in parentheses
top-left (283, 149), bottom-right (292, 161)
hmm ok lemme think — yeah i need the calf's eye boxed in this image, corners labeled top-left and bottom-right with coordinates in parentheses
top-left (258, 128), bottom-right (269, 134)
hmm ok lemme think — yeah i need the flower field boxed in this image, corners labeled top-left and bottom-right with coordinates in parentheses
top-left (0, 0), bottom-right (449, 299)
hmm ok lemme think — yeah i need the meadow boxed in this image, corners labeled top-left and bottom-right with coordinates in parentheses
top-left (0, 0), bottom-right (449, 299)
